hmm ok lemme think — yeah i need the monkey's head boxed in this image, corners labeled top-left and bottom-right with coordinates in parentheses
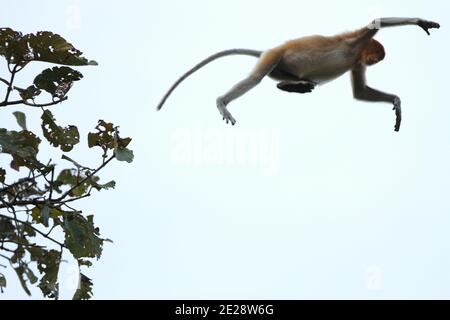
top-left (362, 39), bottom-right (385, 66)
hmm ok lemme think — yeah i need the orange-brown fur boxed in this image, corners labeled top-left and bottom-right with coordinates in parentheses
top-left (157, 17), bottom-right (440, 130)
top-left (360, 39), bottom-right (385, 65)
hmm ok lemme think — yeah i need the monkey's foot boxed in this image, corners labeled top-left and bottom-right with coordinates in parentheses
top-left (277, 80), bottom-right (316, 94)
top-left (217, 99), bottom-right (236, 125)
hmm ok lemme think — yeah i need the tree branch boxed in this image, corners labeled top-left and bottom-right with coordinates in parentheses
top-left (0, 177), bottom-right (35, 194)
top-left (55, 155), bottom-right (115, 202)
top-left (2, 65), bottom-right (18, 104)
top-left (49, 166), bottom-right (55, 200)
top-left (0, 96), bottom-right (68, 108)
top-left (0, 199), bottom-right (46, 209)
top-left (0, 213), bottom-right (65, 248)
top-left (0, 253), bottom-right (10, 261)
top-left (63, 193), bottom-right (91, 203)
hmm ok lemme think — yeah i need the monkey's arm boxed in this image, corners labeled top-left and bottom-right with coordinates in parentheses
top-left (351, 66), bottom-right (401, 131)
top-left (371, 18), bottom-right (440, 35)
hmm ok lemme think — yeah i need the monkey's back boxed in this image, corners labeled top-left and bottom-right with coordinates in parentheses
top-left (276, 35), bottom-right (359, 83)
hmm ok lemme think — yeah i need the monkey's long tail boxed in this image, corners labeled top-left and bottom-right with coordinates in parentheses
top-left (156, 49), bottom-right (262, 111)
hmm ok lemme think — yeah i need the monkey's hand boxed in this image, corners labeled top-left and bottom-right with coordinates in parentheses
top-left (393, 96), bottom-right (402, 132)
top-left (417, 19), bottom-right (440, 35)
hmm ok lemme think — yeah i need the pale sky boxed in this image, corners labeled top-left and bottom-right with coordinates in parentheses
top-left (1, 0), bottom-right (450, 299)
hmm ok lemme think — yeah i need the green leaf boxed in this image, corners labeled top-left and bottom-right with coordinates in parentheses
top-left (0, 28), bottom-right (22, 64)
top-left (72, 273), bottom-right (93, 300)
top-left (0, 28), bottom-right (97, 66)
top-left (34, 66), bottom-right (82, 98)
top-left (0, 218), bottom-right (16, 238)
top-left (13, 111), bottom-right (27, 130)
top-left (26, 268), bottom-right (38, 285)
top-left (87, 120), bottom-right (115, 150)
top-left (31, 206), bottom-right (40, 222)
top-left (40, 205), bottom-right (50, 227)
top-left (27, 246), bottom-right (46, 262)
top-left (0, 128), bottom-right (43, 170)
top-left (41, 110), bottom-right (79, 152)
top-left (26, 31), bottom-right (98, 66)
top-left (113, 130), bottom-right (133, 162)
top-left (11, 246), bottom-right (25, 264)
top-left (114, 147), bottom-right (134, 163)
top-left (25, 246), bottom-right (61, 299)
top-left (13, 264), bottom-right (32, 296)
top-left (55, 169), bottom-right (91, 197)
top-left (92, 180), bottom-right (116, 191)
top-left (0, 167), bottom-right (5, 183)
top-left (0, 273), bottom-right (6, 293)
top-left (64, 213), bottom-right (103, 260)
top-left (32, 206), bottom-right (63, 224)
top-left (36, 250), bottom-right (61, 299)
top-left (87, 132), bottom-right (100, 148)
top-left (55, 167), bottom-right (113, 196)
top-left (0, 129), bottom-right (40, 158)
top-left (15, 85), bottom-right (41, 101)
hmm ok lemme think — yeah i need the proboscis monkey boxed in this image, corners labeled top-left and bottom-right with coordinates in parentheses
top-left (157, 18), bottom-right (440, 131)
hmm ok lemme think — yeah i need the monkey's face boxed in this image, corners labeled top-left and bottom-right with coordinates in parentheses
top-left (365, 54), bottom-right (383, 66)
top-left (363, 39), bottom-right (386, 66)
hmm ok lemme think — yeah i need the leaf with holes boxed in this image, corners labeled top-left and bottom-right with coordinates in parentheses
top-left (37, 250), bottom-right (61, 299)
top-left (0, 28), bottom-right (23, 63)
top-left (88, 120), bottom-right (116, 150)
top-left (64, 213), bottom-right (104, 260)
top-left (0, 128), bottom-right (43, 170)
top-left (73, 273), bottom-right (93, 300)
top-left (0, 29), bottom-right (97, 66)
top-left (41, 110), bottom-right (79, 152)
top-left (34, 67), bottom-right (82, 99)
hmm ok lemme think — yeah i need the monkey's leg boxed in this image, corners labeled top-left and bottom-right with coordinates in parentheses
top-left (217, 76), bottom-right (262, 125)
top-left (277, 80), bottom-right (316, 94)
top-left (216, 49), bottom-right (282, 125)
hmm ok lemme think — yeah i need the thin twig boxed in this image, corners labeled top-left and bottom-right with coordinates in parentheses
top-left (0, 246), bottom-right (15, 253)
top-left (0, 96), bottom-right (67, 108)
top-left (0, 213), bottom-right (65, 248)
top-left (49, 166), bottom-right (55, 200)
top-left (0, 239), bottom-right (44, 248)
top-left (3, 64), bottom-right (18, 104)
top-left (45, 224), bottom-right (58, 238)
top-left (0, 199), bottom-right (22, 242)
top-left (55, 155), bottom-right (115, 202)
top-left (0, 199), bottom-right (45, 209)
top-left (63, 193), bottom-right (91, 204)
top-left (0, 253), bottom-right (10, 261)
